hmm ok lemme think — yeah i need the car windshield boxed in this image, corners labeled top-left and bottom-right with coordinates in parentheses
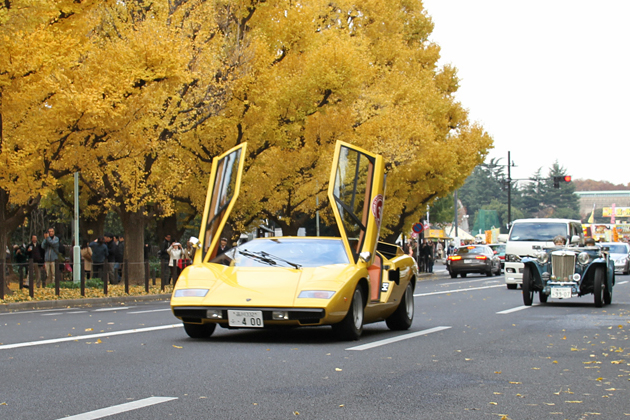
top-left (509, 222), bottom-right (568, 242)
top-left (456, 246), bottom-right (485, 255)
top-left (227, 238), bottom-right (350, 268)
top-left (489, 245), bottom-right (505, 253)
top-left (606, 244), bottom-right (628, 254)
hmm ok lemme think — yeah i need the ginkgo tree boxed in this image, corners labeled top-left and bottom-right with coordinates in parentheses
top-left (0, 0), bottom-right (93, 293)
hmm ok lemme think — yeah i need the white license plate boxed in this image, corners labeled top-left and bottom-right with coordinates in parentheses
top-left (464, 259), bottom-right (473, 264)
top-left (228, 310), bottom-right (264, 328)
top-left (550, 287), bottom-right (572, 299)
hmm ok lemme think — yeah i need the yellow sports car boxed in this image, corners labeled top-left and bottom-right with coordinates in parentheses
top-left (171, 141), bottom-right (418, 340)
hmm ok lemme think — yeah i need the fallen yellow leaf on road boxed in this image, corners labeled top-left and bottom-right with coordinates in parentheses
top-left (566, 401), bottom-right (583, 403)
top-left (173, 345), bottom-right (183, 349)
top-left (489, 402), bottom-right (497, 405)
top-left (335, 368), bottom-right (342, 372)
top-left (85, 328), bottom-right (93, 331)
top-left (509, 381), bottom-right (522, 384)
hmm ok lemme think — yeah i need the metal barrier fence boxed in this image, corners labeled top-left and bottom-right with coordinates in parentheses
top-left (0, 259), bottom-right (178, 300)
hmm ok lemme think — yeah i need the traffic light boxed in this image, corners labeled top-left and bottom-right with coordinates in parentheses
top-left (553, 175), bottom-right (572, 188)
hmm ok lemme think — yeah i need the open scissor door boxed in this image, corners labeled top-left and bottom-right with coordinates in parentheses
top-left (197, 143), bottom-right (247, 263)
top-left (328, 141), bottom-right (385, 265)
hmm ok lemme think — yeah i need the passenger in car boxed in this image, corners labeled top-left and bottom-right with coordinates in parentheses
top-left (553, 235), bottom-right (566, 246)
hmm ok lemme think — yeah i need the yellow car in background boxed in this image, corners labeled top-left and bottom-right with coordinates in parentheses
top-left (170, 141), bottom-right (418, 340)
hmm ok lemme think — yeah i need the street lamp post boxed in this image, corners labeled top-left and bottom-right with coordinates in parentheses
top-left (507, 151), bottom-right (512, 228)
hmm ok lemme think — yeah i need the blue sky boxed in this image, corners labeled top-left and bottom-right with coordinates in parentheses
top-left (422, 0), bottom-right (630, 186)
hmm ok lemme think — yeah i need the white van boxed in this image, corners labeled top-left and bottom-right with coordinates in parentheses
top-left (504, 218), bottom-right (584, 289)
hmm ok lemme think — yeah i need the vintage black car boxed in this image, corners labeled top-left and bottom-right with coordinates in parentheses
top-left (521, 244), bottom-right (615, 307)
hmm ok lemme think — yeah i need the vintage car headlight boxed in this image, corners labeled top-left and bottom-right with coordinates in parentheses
top-left (577, 252), bottom-right (590, 265)
top-left (535, 251), bottom-right (549, 264)
top-left (298, 290), bottom-right (335, 299)
top-left (173, 289), bottom-right (209, 297)
top-left (506, 254), bottom-right (521, 262)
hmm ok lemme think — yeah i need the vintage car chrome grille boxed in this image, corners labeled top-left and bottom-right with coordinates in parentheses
top-left (552, 254), bottom-right (576, 280)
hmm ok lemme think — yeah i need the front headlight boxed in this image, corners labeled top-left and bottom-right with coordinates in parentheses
top-left (173, 289), bottom-right (209, 297)
top-left (298, 290), bottom-right (335, 299)
top-left (620, 258), bottom-right (627, 264)
top-left (535, 251), bottom-right (549, 264)
top-left (577, 252), bottom-right (590, 265)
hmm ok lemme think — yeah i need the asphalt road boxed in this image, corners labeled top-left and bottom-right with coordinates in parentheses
top-left (1, 267), bottom-right (629, 420)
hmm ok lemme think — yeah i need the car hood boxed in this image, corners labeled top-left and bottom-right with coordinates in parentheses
top-left (609, 253), bottom-right (627, 261)
top-left (174, 263), bottom-right (357, 307)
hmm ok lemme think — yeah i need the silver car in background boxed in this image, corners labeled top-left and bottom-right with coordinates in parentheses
top-left (600, 242), bottom-right (630, 274)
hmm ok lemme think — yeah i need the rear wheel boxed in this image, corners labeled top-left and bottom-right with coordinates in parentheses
top-left (506, 284), bottom-right (517, 290)
top-left (183, 322), bottom-right (216, 339)
top-left (386, 282), bottom-right (414, 330)
top-left (333, 286), bottom-right (364, 340)
top-left (449, 271), bottom-right (457, 278)
top-left (594, 266), bottom-right (605, 308)
top-left (461, 273), bottom-right (467, 278)
top-left (522, 265), bottom-right (534, 306)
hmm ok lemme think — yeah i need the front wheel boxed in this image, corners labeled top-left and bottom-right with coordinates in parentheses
top-left (333, 286), bottom-right (364, 340)
top-left (386, 282), bottom-right (414, 331)
top-left (460, 273), bottom-right (467, 278)
top-left (522, 265), bottom-right (534, 306)
top-left (507, 284), bottom-right (517, 290)
top-left (593, 266), bottom-right (605, 307)
top-left (183, 322), bottom-right (216, 339)
top-left (539, 290), bottom-right (548, 303)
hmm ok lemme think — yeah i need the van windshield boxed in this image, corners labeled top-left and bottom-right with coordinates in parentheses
top-left (509, 223), bottom-right (568, 242)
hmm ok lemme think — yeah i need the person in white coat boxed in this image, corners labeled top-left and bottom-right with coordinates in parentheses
top-left (167, 242), bottom-right (185, 284)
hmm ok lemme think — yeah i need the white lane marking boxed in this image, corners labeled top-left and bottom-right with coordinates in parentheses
top-left (414, 284), bottom-right (504, 297)
top-left (346, 326), bottom-right (452, 351)
top-left (618, 280), bottom-right (628, 285)
top-left (58, 396), bottom-right (177, 420)
top-left (67, 311), bottom-right (88, 314)
top-left (0, 308), bottom-right (75, 316)
top-left (128, 309), bottom-right (172, 314)
top-left (496, 304), bottom-right (538, 314)
top-left (0, 324), bottom-right (183, 350)
top-left (92, 307), bottom-right (132, 312)
top-left (40, 313), bottom-right (65, 316)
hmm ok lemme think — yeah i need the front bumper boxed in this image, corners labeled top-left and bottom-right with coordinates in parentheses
top-left (173, 306), bottom-right (327, 327)
top-left (504, 262), bottom-right (524, 284)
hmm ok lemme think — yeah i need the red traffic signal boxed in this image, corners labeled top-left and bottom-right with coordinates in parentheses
top-left (553, 175), bottom-right (572, 188)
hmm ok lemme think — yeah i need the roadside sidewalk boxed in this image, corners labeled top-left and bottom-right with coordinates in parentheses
top-left (0, 293), bottom-right (172, 313)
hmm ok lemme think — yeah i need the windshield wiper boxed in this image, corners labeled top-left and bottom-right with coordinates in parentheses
top-left (238, 249), bottom-right (278, 267)
top-left (257, 251), bottom-right (302, 269)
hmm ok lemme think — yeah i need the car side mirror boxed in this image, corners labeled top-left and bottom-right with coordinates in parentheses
top-left (189, 237), bottom-right (200, 248)
top-left (359, 251), bottom-right (371, 263)
top-left (570, 235), bottom-right (580, 245)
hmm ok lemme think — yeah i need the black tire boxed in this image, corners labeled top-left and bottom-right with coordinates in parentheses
top-left (522, 265), bottom-right (534, 306)
top-left (539, 290), bottom-right (548, 303)
top-left (593, 266), bottom-right (605, 308)
top-left (506, 284), bottom-right (517, 290)
top-left (623, 264), bottom-right (629, 275)
top-left (183, 322), bottom-right (216, 339)
top-left (486, 269), bottom-right (493, 277)
top-left (333, 286), bottom-right (364, 340)
top-left (461, 273), bottom-right (467, 278)
top-left (386, 282), bottom-right (414, 330)
top-left (449, 271), bottom-right (457, 278)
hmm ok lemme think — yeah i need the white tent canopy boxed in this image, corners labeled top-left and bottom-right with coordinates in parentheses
top-left (444, 225), bottom-right (476, 241)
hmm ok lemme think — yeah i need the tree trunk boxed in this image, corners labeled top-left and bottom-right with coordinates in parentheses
top-left (80, 212), bottom-right (107, 243)
top-left (119, 210), bottom-right (146, 285)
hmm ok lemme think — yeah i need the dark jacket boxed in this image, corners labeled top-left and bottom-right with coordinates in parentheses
top-left (115, 241), bottom-right (125, 263)
top-left (89, 242), bottom-right (109, 264)
top-left (13, 246), bottom-right (27, 265)
top-left (26, 241), bottom-right (45, 264)
top-left (160, 239), bottom-right (172, 261)
top-left (107, 241), bottom-right (117, 262)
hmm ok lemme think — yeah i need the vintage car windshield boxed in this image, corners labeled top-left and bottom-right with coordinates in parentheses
top-left (605, 244), bottom-right (628, 254)
top-left (456, 246), bottom-right (485, 255)
top-left (509, 223), bottom-right (568, 241)
top-left (227, 238), bottom-right (350, 268)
